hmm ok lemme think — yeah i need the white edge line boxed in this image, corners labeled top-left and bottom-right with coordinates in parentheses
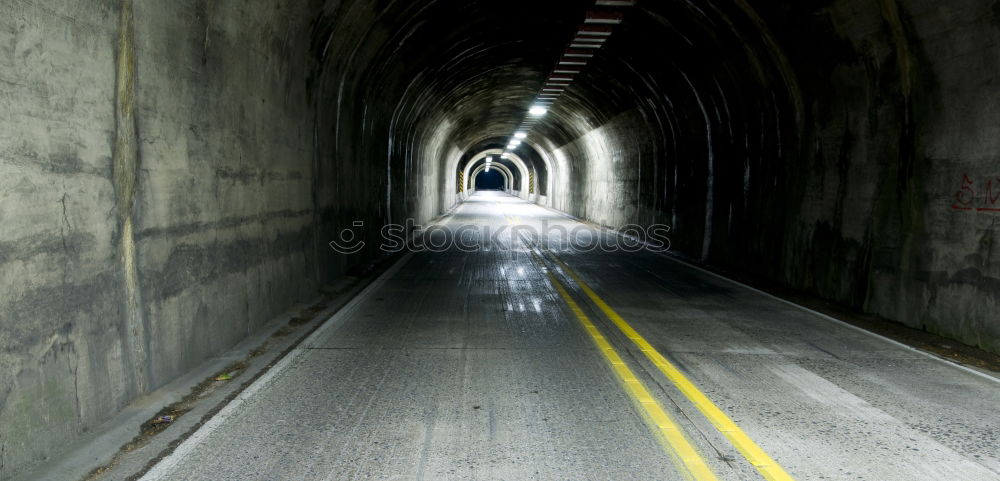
top-left (535, 203), bottom-right (1000, 385)
top-left (139, 251), bottom-right (415, 480)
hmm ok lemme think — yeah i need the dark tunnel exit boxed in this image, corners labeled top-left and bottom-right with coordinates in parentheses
top-left (474, 169), bottom-right (505, 191)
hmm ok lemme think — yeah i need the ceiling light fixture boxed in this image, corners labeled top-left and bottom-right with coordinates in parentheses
top-left (501, 3), bottom-right (630, 155)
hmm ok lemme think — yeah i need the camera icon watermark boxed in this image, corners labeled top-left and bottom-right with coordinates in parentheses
top-left (328, 221), bottom-right (366, 254)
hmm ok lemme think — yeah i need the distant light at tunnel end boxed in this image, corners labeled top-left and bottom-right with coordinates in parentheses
top-left (514, 132), bottom-right (527, 139)
top-left (528, 106), bottom-right (547, 116)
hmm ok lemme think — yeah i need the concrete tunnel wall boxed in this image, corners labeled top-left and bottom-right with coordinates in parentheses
top-left (0, 0), bottom-right (328, 476)
top-left (2, 0), bottom-right (1000, 477)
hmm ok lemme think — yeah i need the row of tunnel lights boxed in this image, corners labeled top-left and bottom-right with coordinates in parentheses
top-left (495, 0), bottom-right (634, 168)
top-left (485, 131), bottom-right (529, 172)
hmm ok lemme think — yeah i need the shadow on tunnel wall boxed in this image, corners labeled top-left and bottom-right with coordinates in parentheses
top-left (2, 0), bottom-right (1000, 478)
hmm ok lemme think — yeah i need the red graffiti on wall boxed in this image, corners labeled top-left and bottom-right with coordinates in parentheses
top-left (952, 174), bottom-right (1000, 212)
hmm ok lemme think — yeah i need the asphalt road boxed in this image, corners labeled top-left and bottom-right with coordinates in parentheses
top-left (138, 192), bottom-right (1000, 481)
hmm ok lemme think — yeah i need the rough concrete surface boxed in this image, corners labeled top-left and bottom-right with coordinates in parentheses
top-left (0, 1), bottom-right (322, 477)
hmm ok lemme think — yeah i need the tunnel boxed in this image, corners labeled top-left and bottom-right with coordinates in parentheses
top-left (3, 0), bottom-right (1000, 480)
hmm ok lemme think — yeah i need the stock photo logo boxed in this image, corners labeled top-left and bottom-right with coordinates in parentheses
top-left (328, 220), bottom-right (671, 254)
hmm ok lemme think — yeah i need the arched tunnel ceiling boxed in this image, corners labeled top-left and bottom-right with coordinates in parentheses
top-left (310, 0), bottom-right (596, 153)
top-left (303, 0), bottom-right (803, 284)
top-left (309, 0), bottom-right (797, 178)
top-left (458, 137), bottom-right (547, 177)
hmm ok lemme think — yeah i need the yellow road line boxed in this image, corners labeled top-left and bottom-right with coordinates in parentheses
top-left (546, 253), bottom-right (795, 481)
top-left (495, 204), bottom-right (719, 481)
top-left (541, 263), bottom-right (720, 481)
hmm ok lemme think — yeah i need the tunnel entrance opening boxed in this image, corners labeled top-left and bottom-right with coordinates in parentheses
top-left (475, 169), bottom-right (505, 191)
top-left (455, 140), bottom-right (550, 201)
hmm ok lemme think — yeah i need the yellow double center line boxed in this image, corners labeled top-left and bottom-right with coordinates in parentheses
top-left (498, 206), bottom-right (719, 481)
top-left (500, 203), bottom-right (794, 481)
top-left (544, 246), bottom-right (795, 481)
top-left (542, 258), bottom-right (720, 481)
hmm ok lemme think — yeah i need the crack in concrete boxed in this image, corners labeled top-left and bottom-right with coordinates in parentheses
top-left (200, 1), bottom-right (212, 66)
top-left (59, 190), bottom-right (72, 257)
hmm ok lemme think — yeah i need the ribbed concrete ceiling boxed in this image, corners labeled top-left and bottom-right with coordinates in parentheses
top-left (306, 0), bottom-right (797, 205)
top-left (310, 0), bottom-right (593, 153)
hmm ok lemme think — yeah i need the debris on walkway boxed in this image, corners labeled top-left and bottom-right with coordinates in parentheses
top-left (150, 415), bottom-right (174, 425)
